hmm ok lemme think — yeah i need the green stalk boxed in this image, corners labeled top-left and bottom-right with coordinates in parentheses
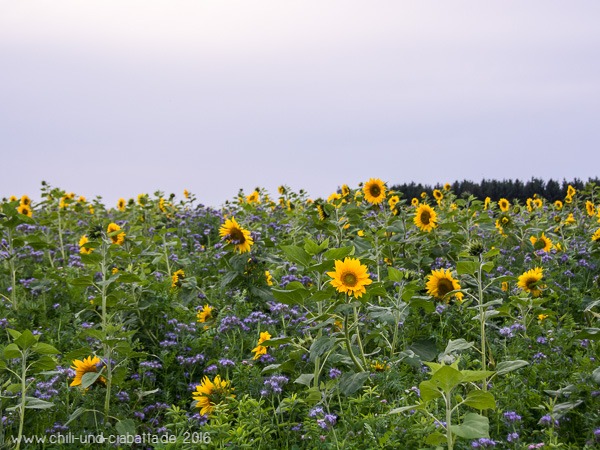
top-left (57, 208), bottom-right (66, 264)
top-left (101, 243), bottom-right (112, 422)
top-left (353, 305), bottom-right (368, 367)
top-left (444, 392), bottom-right (454, 450)
top-left (477, 259), bottom-right (487, 391)
top-left (15, 350), bottom-right (28, 450)
top-left (344, 311), bottom-right (364, 372)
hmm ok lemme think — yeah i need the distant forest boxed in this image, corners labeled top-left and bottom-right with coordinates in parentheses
top-left (390, 177), bottom-right (600, 202)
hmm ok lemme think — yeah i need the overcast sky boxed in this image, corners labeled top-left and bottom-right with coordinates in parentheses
top-left (1, 1), bottom-right (599, 207)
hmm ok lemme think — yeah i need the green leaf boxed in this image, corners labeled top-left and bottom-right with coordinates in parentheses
top-left (408, 338), bottom-right (438, 362)
top-left (80, 253), bottom-right (102, 265)
top-left (309, 336), bottom-right (337, 362)
top-left (15, 330), bottom-right (38, 350)
top-left (3, 343), bottom-right (21, 359)
top-left (272, 286), bottom-right (309, 305)
top-left (24, 397), bottom-right (54, 410)
top-left (463, 390), bottom-right (496, 410)
top-left (457, 261), bottom-right (478, 275)
top-left (81, 371), bottom-right (103, 389)
top-left (592, 366), bottom-right (600, 385)
top-left (304, 238), bottom-right (329, 255)
top-left (441, 339), bottom-right (474, 357)
top-left (70, 275), bottom-right (94, 287)
top-left (495, 360), bottom-right (529, 376)
top-left (32, 343), bottom-right (60, 355)
top-left (338, 371), bottom-right (370, 396)
top-left (418, 380), bottom-right (442, 402)
top-left (552, 400), bottom-right (583, 418)
top-left (280, 245), bottom-right (312, 268)
top-left (31, 356), bottom-right (57, 371)
top-left (461, 370), bottom-right (495, 383)
top-left (117, 273), bottom-right (142, 283)
top-left (450, 412), bottom-right (489, 439)
top-left (387, 267), bottom-right (404, 282)
top-left (323, 246), bottom-right (355, 261)
top-left (116, 419), bottom-right (136, 436)
top-left (294, 373), bottom-right (314, 387)
top-left (425, 432), bottom-right (447, 446)
top-left (388, 404), bottom-right (423, 415)
top-left (481, 262), bottom-right (494, 273)
top-left (431, 365), bottom-right (463, 393)
top-left (576, 328), bottom-right (600, 340)
top-left (261, 337), bottom-right (293, 347)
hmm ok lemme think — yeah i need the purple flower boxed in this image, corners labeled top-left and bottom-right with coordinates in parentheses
top-left (329, 368), bottom-right (342, 379)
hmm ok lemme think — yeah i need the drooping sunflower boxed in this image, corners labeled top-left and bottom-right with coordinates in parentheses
top-left (316, 203), bottom-right (328, 221)
top-left (192, 375), bottom-right (235, 416)
top-left (327, 257), bottom-right (372, 298)
top-left (530, 233), bottom-right (553, 252)
top-left (107, 223), bottom-right (126, 245)
top-left (117, 198), bottom-right (126, 212)
top-left (484, 197), bottom-right (491, 209)
top-left (426, 269), bottom-right (463, 302)
top-left (498, 198), bottom-right (510, 212)
top-left (17, 204), bottom-right (32, 217)
top-left (413, 204), bottom-right (437, 232)
top-left (219, 218), bottom-right (253, 253)
top-left (341, 184), bottom-right (351, 197)
top-left (363, 178), bottom-right (386, 204)
top-left (518, 267), bottom-right (544, 297)
top-left (79, 235), bottom-right (93, 254)
top-left (586, 201), bottom-right (596, 217)
top-left (252, 331), bottom-right (272, 360)
top-left (171, 269), bottom-right (185, 288)
top-left (592, 228), bottom-right (600, 242)
top-left (70, 355), bottom-right (105, 387)
top-left (197, 304), bottom-right (214, 323)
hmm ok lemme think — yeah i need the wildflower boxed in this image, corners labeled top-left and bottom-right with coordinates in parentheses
top-left (197, 304), bottom-right (213, 324)
top-left (501, 281), bottom-right (509, 292)
top-left (444, 183), bottom-right (451, 191)
top-left (567, 185), bottom-right (576, 198)
top-left (252, 331), bottom-right (272, 360)
top-left (265, 271), bottom-right (274, 286)
top-left (171, 269), bottom-right (185, 288)
top-left (79, 235), bottom-right (93, 254)
top-left (192, 375), bottom-right (235, 416)
top-left (107, 223), bottom-right (125, 245)
top-left (20, 195), bottom-right (31, 206)
top-left (371, 361), bottom-right (389, 372)
top-left (414, 204), bottom-right (437, 232)
top-left (538, 313), bottom-right (548, 321)
top-left (329, 368), bottom-right (342, 379)
top-left (327, 257), bottom-right (372, 298)
top-left (426, 269), bottom-right (463, 302)
top-left (517, 267), bottom-right (544, 297)
top-left (219, 218), bottom-right (253, 253)
top-left (363, 178), bottom-right (386, 204)
top-left (70, 356), bottom-right (105, 387)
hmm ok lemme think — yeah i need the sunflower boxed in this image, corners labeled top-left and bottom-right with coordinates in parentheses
top-left (341, 184), bottom-right (351, 197)
top-left (371, 361), bottom-right (390, 372)
top-left (246, 191), bottom-right (260, 204)
top-left (79, 235), bottom-right (93, 254)
top-left (426, 269), bottom-right (463, 302)
top-left (498, 198), bottom-right (510, 212)
top-left (9, 195), bottom-right (17, 202)
top-left (20, 195), bottom-right (31, 206)
top-left (530, 233), bottom-right (552, 252)
top-left (526, 198), bottom-right (534, 212)
top-left (411, 198), bottom-right (419, 207)
top-left (565, 213), bottom-right (576, 225)
top-left (252, 331), bottom-right (272, 360)
top-left (265, 271), bottom-right (274, 286)
top-left (567, 185), bottom-right (576, 198)
top-left (363, 178), bottom-right (386, 204)
top-left (327, 192), bottom-right (342, 205)
top-left (517, 267), bottom-right (544, 297)
top-left (70, 356), bottom-right (105, 387)
top-left (192, 375), bottom-right (235, 416)
top-left (117, 198), bottom-right (126, 211)
top-left (17, 204), bottom-right (32, 217)
top-left (554, 200), bottom-right (563, 210)
top-left (171, 269), bottom-right (185, 288)
top-left (89, 204), bottom-right (95, 215)
top-left (534, 198), bottom-right (543, 209)
top-left (433, 189), bottom-right (443, 202)
top-left (413, 204), bottom-right (437, 232)
top-left (137, 194), bottom-right (147, 206)
top-left (107, 223), bottom-right (126, 245)
top-left (327, 257), bottom-right (372, 298)
top-left (316, 203), bottom-right (328, 221)
top-left (444, 183), bottom-right (451, 191)
top-left (565, 194), bottom-right (573, 204)
top-left (586, 201), bottom-right (596, 217)
top-left (197, 304), bottom-right (214, 323)
top-left (592, 228), bottom-right (600, 242)
top-left (484, 197), bottom-right (491, 209)
top-left (219, 218), bottom-right (253, 253)
top-left (159, 197), bottom-right (167, 213)
top-left (388, 195), bottom-right (400, 212)
top-left (183, 189), bottom-right (190, 199)
top-left (78, 196), bottom-right (86, 203)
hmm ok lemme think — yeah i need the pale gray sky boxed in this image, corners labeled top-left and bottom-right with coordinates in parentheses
top-left (1, 1), bottom-right (599, 206)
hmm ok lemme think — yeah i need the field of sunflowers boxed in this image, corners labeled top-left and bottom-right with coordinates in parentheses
top-left (1, 179), bottom-right (599, 449)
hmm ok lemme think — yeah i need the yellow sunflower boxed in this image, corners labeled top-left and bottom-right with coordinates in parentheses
top-left (219, 218), bottom-right (253, 253)
top-left (341, 184), bottom-right (351, 197)
top-left (192, 375), bottom-right (235, 416)
top-left (586, 201), bottom-right (596, 217)
top-left (554, 200), bottom-right (563, 210)
top-left (117, 198), bottom-right (126, 211)
top-left (565, 213), bottom-right (576, 225)
top-left (388, 195), bottom-right (400, 212)
top-left (363, 178), bottom-right (386, 204)
top-left (426, 269), bottom-right (463, 302)
top-left (567, 185), bottom-right (576, 198)
top-left (20, 195), bottom-right (31, 206)
top-left (107, 223), bottom-right (126, 245)
top-left (78, 195), bottom-right (86, 203)
top-left (484, 197), bottom-right (491, 209)
top-left (444, 183), bottom-right (451, 191)
top-left (517, 267), bottom-right (544, 297)
top-left (371, 361), bottom-right (390, 372)
top-left (183, 189), bottom-right (190, 199)
top-left (171, 269), bottom-right (185, 288)
top-left (530, 233), bottom-right (553, 252)
top-left (534, 198), bottom-right (543, 209)
top-left (413, 204), bottom-right (437, 232)
top-left (197, 304), bottom-right (214, 323)
top-left (411, 198), bottom-right (419, 207)
top-left (252, 331), bottom-right (272, 360)
top-left (246, 191), bottom-right (260, 204)
top-left (592, 228), bottom-right (600, 242)
top-left (17, 204), bottom-right (32, 217)
top-left (70, 356), bottom-right (105, 387)
top-left (265, 271), bottom-right (274, 286)
top-left (498, 198), bottom-right (510, 212)
top-left (327, 257), bottom-right (372, 298)
top-left (565, 194), bottom-right (573, 204)
top-left (79, 235), bottom-right (93, 254)
top-left (433, 189), bottom-right (443, 202)
top-left (316, 203), bottom-right (328, 221)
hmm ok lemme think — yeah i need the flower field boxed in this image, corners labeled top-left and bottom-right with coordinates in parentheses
top-left (1, 180), bottom-right (599, 449)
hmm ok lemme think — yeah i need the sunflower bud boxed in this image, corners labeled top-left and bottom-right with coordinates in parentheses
top-left (554, 216), bottom-right (562, 223)
top-left (513, 206), bottom-right (521, 214)
top-left (467, 239), bottom-right (484, 257)
top-left (89, 225), bottom-right (103, 239)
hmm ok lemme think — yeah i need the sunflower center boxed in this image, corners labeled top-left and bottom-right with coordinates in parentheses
top-left (342, 272), bottom-right (358, 287)
top-left (229, 228), bottom-right (245, 243)
top-left (525, 277), bottom-right (537, 290)
top-left (420, 210), bottom-right (431, 225)
top-left (369, 185), bottom-right (381, 197)
top-left (436, 278), bottom-right (454, 297)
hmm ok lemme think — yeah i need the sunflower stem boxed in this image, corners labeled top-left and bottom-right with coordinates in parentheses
top-left (344, 309), bottom-right (364, 372)
top-left (15, 349), bottom-right (28, 450)
top-left (353, 305), bottom-right (368, 368)
top-left (100, 241), bottom-right (113, 423)
top-left (477, 257), bottom-right (488, 392)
